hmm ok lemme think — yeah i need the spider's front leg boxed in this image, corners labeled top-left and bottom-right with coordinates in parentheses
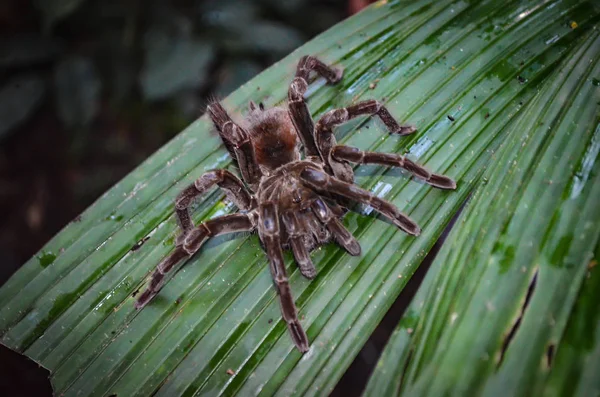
top-left (259, 202), bottom-right (309, 353)
top-left (300, 168), bottom-right (421, 236)
top-left (288, 55), bottom-right (343, 157)
top-left (315, 100), bottom-right (417, 184)
top-left (135, 212), bottom-right (256, 309)
top-left (175, 169), bottom-right (254, 244)
top-left (331, 145), bottom-right (456, 190)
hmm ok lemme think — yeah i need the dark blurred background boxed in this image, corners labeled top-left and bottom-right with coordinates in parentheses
top-left (0, 0), bottom-right (378, 282)
top-left (0, 1), bottom-right (418, 396)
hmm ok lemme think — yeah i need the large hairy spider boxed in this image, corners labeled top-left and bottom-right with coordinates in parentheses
top-left (135, 56), bottom-right (456, 352)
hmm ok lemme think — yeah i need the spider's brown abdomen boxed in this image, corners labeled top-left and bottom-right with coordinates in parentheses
top-left (249, 107), bottom-right (300, 170)
top-left (137, 55), bottom-right (456, 355)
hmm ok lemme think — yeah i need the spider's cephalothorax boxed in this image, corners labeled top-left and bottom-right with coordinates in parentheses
top-left (135, 56), bottom-right (456, 353)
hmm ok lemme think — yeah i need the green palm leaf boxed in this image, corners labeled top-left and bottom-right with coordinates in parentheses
top-left (364, 19), bottom-right (600, 396)
top-left (0, 0), bottom-right (598, 396)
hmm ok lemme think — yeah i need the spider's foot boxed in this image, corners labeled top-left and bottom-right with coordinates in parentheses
top-left (328, 67), bottom-right (344, 84)
top-left (134, 289), bottom-right (155, 310)
top-left (394, 215), bottom-right (421, 236)
top-left (428, 174), bottom-right (457, 190)
top-left (299, 266), bottom-right (317, 279)
top-left (289, 320), bottom-right (310, 353)
top-left (394, 125), bottom-right (417, 135)
top-left (345, 239), bottom-right (361, 256)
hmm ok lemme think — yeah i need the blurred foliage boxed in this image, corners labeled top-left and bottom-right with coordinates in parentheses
top-left (0, 0), bottom-right (346, 138)
top-left (0, 74), bottom-right (45, 139)
top-left (0, 0), bottom-right (346, 266)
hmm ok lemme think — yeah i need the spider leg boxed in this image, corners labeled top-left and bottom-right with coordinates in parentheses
top-left (310, 198), bottom-right (361, 255)
top-left (296, 55), bottom-right (343, 83)
top-left (207, 101), bottom-right (262, 186)
top-left (281, 211), bottom-right (316, 279)
top-left (315, 100), bottom-right (417, 183)
top-left (332, 145), bottom-right (456, 190)
top-left (175, 169), bottom-right (254, 242)
top-left (300, 168), bottom-right (421, 236)
top-left (288, 55), bottom-right (343, 158)
top-left (135, 213), bottom-right (256, 309)
top-left (303, 210), bottom-right (330, 244)
top-left (259, 202), bottom-right (309, 353)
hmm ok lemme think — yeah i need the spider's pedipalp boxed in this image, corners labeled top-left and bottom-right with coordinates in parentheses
top-left (300, 168), bottom-right (421, 236)
top-left (310, 198), bottom-right (361, 256)
top-left (328, 217), bottom-right (361, 256)
top-left (282, 211), bottom-right (316, 279)
top-left (304, 211), bottom-right (330, 244)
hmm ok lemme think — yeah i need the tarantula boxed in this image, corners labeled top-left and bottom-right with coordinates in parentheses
top-left (134, 56), bottom-right (456, 353)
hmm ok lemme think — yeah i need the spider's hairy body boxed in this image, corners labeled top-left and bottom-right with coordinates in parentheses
top-left (248, 107), bottom-right (301, 171)
top-left (135, 55), bottom-right (457, 353)
top-left (256, 160), bottom-right (344, 254)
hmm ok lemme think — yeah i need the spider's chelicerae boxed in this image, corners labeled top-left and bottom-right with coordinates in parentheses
top-left (135, 56), bottom-right (456, 352)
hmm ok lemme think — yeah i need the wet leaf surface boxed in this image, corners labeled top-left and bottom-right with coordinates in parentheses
top-left (365, 20), bottom-right (600, 395)
top-left (0, 1), bottom-right (599, 396)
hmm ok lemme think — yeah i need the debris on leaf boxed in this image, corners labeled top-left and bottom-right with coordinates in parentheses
top-left (369, 79), bottom-right (380, 90)
top-left (130, 236), bottom-right (150, 252)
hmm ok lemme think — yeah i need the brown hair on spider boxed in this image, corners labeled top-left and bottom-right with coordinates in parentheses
top-left (134, 55), bottom-right (456, 353)
top-left (247, 104), bottom-right (300, 171)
